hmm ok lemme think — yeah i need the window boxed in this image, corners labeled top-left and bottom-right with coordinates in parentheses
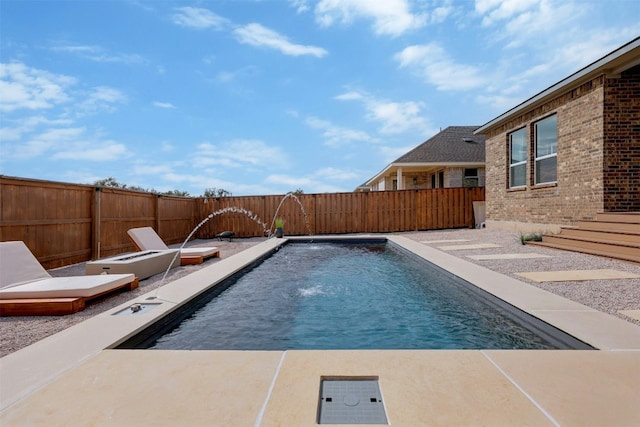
top-left (438, 171), bottom-right (444, 188)
top-left (534, 115), bottom-right (557, 185)
top-left (509, 128), bottom-right (527, 188)
top-left (392, 179), bottom-right (398, 190)
top-left (431, 174), bottom-right (436, 188)
top-left (463, 168), bottom-right (479, 187)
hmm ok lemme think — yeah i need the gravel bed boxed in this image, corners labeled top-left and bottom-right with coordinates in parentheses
top-left (2, 229), bottom-right (639, 357)
top-left (0, 237), bottom-right (265, 357)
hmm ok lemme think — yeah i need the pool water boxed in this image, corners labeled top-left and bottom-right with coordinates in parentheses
top-left (145, 242), bottom-right (583, 350)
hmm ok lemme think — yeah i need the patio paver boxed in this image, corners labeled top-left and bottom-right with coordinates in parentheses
top-left (467, 253), bottom-right (552, 260)
top-left (438, 243), bottom-right (502, 250)
top-left (516, 269), bottom-right (640, 282)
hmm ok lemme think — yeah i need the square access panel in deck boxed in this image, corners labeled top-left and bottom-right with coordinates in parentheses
top-left (318, 378), bottom-right (388, 425)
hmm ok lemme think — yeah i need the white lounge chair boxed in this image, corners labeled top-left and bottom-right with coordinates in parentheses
top-left (0, 241), bottom-right (138, 316)
top-left (127, 227), bottom-right (220, 265)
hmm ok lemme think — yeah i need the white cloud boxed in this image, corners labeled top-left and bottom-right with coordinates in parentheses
top-left (5, 126), bottom-right (130, 162)
top-left (314, 0), bottom-right (426, 36)
top-left (379, 144), bottom-right (415, 163)
top-left (0, 115), bottom-right (72, 141)
top-left (0, 62), bottom-right (74, 112)
top-left (395, 43), bottom-right (485, 91)
top-left (305, 116), bottom-right (372, 147)
top-left (52, 140), bottom-right (128, 161)
top-left (194, 139), bottom-right (289, 169)
top-left (290, 0), bottom-right (311, 13)
top-left (265, 173), bottom-right (346, 193)
top-left (77, 86), bottom-right (126, 116)
top-left (314, 167), bottom-right (360, 181)
top-left (334, 91), bottom-right (364, 101)
top-left (172, 7), bottom-right (229, 30)
top-left (335, 90), bottom-right (432, 135)
top-left (153, 101), bottom-right (176, 109)
top-left (51, 44), bottom-right (146, 64)
top-left (234, 23), bottom-right (328, 58)
top-left (475, 0), bottom-right (540, 26)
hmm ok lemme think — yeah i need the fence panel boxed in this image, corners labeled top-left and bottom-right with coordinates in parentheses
top-left (98, 188), bottom-right (157, 257)
top-left (0, 177), bottom-right (93, 269)
top-left (157, 196), bottom-right (198, 245)
top-left (2, 176), bottom-right (485, 268)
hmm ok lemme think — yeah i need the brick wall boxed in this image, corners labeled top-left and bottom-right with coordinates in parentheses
top-left (484, 76), bottom-right (607, 227)
top-left (603, 65), bottom-right (640, 211)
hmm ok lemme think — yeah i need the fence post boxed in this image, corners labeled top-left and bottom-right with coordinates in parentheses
top-left (92, 187), bottom-right (102, 260)
top-left (155, 195), bottom-right (161, 232)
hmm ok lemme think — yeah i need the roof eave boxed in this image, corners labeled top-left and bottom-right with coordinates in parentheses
top-left (364, 162), bottom-right (485, 185)
top-left (474, 37), bottom-right (640, 135)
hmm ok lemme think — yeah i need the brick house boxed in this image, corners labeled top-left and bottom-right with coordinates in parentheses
top-left (359, 126), bottom-right (485, 192)
top-left (475, 37), bottom-right (640, 232)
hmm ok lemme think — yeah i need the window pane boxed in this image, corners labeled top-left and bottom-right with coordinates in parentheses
top-left (464, 168), bottom-right (478, 177)
top-left (510, 163), bottom-right (526, 187)
top-left (510, 128), bottom-right (527, 163)
top-left (536, 156), bottom-right (557, 184)
top-left (463, 178), bottom-right (479, 187)
top-left (535, 115), bottom-right (557, 157)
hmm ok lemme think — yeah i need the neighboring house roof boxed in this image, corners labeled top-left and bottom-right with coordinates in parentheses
top-left (395, 126), bottom-right (485, 164)
top-left (475, 36), bottom-right (640, 135)
top-left (362, 126), bottom-right (485, 188)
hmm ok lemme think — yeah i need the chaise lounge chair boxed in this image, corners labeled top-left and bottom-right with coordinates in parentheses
top-left (0, 241), bottom-right (139, 316)
top-left (127, 227), bottom-right (220, 265)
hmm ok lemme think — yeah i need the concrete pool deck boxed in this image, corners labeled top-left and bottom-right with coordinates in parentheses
top-left (2, 234), bottom-right (640, 426)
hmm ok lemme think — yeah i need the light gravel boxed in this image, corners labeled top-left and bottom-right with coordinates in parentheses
top-left (2, 229), bottom-right (639, 357)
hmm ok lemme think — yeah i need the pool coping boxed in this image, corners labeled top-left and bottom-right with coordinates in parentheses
top-left (2, 234), bottom-right (640, 413)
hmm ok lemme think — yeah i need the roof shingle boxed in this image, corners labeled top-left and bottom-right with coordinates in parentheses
top-left (394, 126), bottom-right (485, 164)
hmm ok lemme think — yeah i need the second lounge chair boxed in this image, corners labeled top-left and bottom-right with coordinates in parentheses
top-left (127, 227), bottom-right (220, 265)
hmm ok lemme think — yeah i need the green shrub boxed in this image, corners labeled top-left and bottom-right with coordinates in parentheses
top-left (519, 232), bottom-right (543, 245)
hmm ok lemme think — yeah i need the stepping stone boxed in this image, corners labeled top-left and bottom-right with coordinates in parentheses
top-left (467, 253), bottom-right (552, 260)
top-left (618, 310), bottom-right (640, 322)
top-left (438, 243), bottom-right (501, 251)
top-left (421, 239), bottom-right (470, 244)
top-left (516, 269), bottom-right (640, 283)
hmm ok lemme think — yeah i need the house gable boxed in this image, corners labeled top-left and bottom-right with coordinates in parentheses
top-left (476, 37), bottom-right (639, 229)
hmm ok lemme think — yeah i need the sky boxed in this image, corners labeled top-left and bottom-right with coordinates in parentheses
top-left (1, 1), bottom-right (639, 197)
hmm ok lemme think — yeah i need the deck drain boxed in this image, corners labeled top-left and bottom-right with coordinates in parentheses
top-left (318, 378), bottom-right (388, 425)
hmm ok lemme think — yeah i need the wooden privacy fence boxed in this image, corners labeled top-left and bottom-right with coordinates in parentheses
top-left (1, 176), bottom-right (484, 269)
top-left (0, 177), bottom-right (197, 269)
top-left (196, 187), bottom-right (485, 238)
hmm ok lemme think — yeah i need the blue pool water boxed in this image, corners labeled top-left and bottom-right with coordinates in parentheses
top-left (139, 241), bottom-right (586, 350)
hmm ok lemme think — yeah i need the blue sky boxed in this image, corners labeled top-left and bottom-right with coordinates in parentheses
top-left (1, 0), bottom-right (638, 196)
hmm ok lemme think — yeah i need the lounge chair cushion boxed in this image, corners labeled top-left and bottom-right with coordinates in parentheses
top-left (0, 275), bottom-right (136, 299)
top-left (1, 241), bottom-right (53, 289)
top-left (127, 227), bottom-right (218, 258)
top-left (0, 241), bottom-right (136, 300)
top-left (127, 227), bottom-right (170, 251)
top-left (179, 247), bottom-right (221, 258)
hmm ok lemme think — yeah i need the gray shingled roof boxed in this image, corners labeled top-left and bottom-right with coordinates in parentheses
top-left (394, 126), bottom-right (485, 163)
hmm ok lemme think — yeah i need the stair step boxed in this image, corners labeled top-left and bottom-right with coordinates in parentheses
top-left (528, 241), bottom-right (640, 264)
top-left (558, 228), bottom-right (640, 245)
top-left (577, 220), bottom-right (640, 233)
top-left (541, 235), bottom-right (640, 258)
top-left (595, 212), bottom-right (640, 224)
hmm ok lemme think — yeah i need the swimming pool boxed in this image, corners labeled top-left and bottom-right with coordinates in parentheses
top-left (118, 239), bottom-right (590, 350)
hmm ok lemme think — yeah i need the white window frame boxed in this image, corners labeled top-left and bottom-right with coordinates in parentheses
top-left (509, 128), bottom-right (527, 188)
top-left (534, 114), bottom-right (558, 185)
